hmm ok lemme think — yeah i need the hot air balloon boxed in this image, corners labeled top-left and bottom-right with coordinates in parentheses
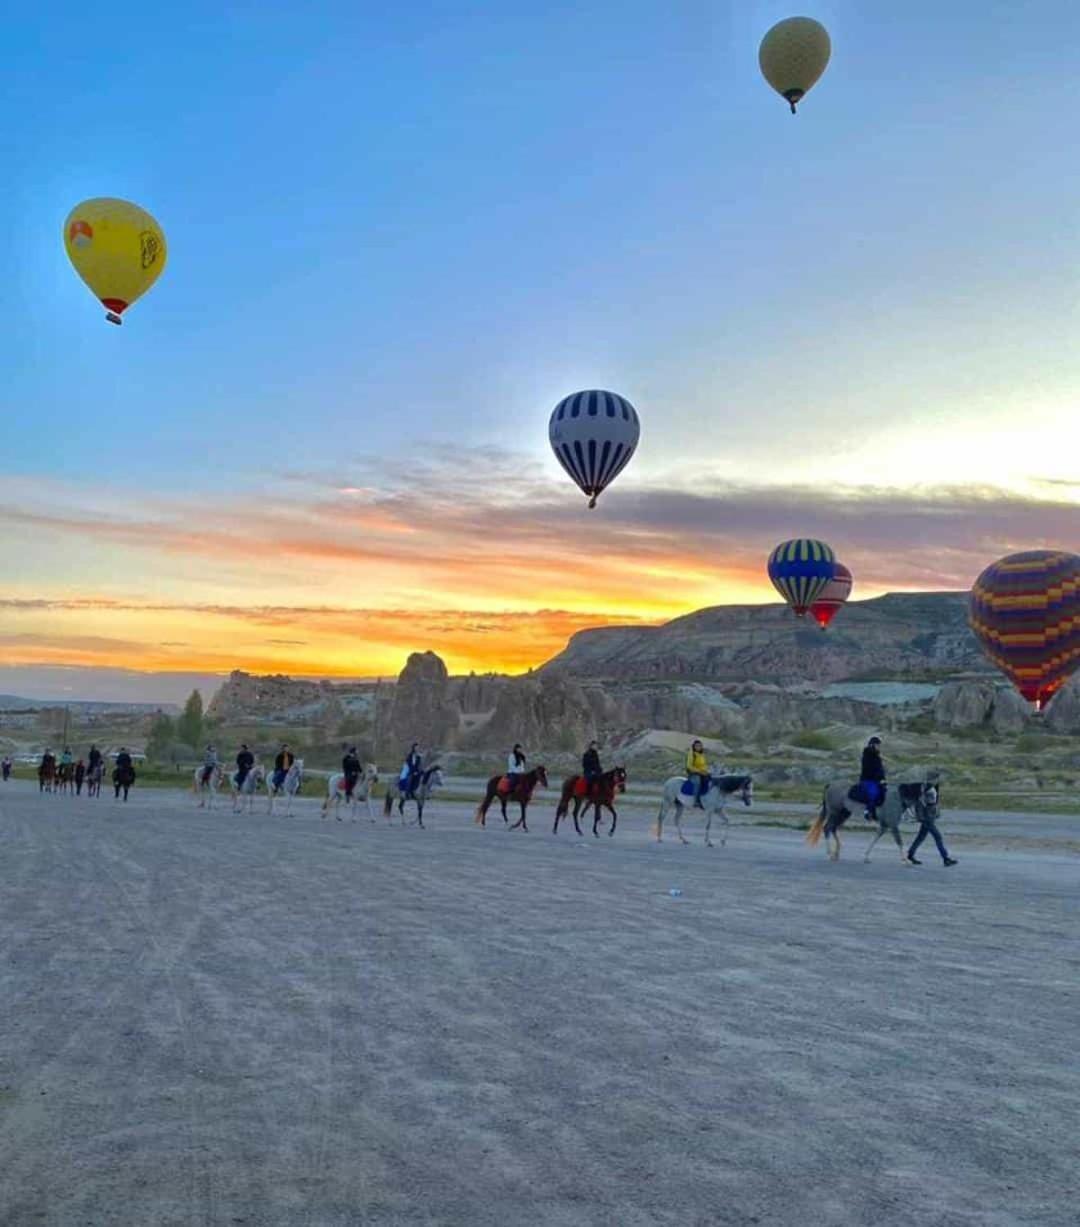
top-left (810, 562), bottom-right (853, 629)
top-left (759, 16), bottom-right (831, 113)
top-left (63, 198), bottom-right (167, 325)
top-left (768, 539), bottom-right (835, 617)
top-left (968, 549), bottom-right (1080, 711)
top-left (549, 390), bottom-right (640, 509)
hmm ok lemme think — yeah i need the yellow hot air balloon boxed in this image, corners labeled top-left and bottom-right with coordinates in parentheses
top-left (759, 16), bottom-right (831, 113)
top-left (63, 198), bottom-right (167, 325)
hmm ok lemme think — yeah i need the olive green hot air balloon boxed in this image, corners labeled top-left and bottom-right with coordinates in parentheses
top-left (759, 16), bottom-right (831, 114)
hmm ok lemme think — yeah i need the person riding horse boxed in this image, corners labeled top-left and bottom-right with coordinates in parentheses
top-left (201, 744), bottom-right (219, 786)
top-left (399, 743), bottom-right (423, 799)
top-left (235, 744), bottom-right (255, 789)
top-left (582, 741), bottom-right (602, 785)
top-left (342, 746), bottom-right (361, 799)
top-left (687, 740), bottom-right (709, 809)
top-left (114, 747), bottom-right (136, 800)
top-left (272, 744), bottom-right (294, 792)
top-left (859, 736), bottom-right (887, 821)
top-left (506, 744), bottom-right (527, 794)
top-left (88, 744), bottom-right (103, 776)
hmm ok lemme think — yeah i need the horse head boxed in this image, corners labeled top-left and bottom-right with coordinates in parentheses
top-left (613, 765), bottom-right (628, 791)
top-left (740, 775), bottom-right (753, 807)
top-left (919, 781), bottom-right (940, 819)
top-left (536, 765), bottom-right (548, 789)
top-left (364, 763), bottom-right (378, 783)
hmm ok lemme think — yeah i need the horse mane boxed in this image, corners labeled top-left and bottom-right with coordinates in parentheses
top-left (717, 773), bottom-right (751, 789)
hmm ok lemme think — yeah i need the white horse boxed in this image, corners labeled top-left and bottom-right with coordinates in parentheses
top-left (230, 763), bottom-right (266, 814)
top-left (655, 773), bottom-right (754, 847)
top-left (267, 758), bottom-right (305, 817)
top-left (194, 763), bottom-right (225, 810)
top-left (321, 763), bottom-right (379, 821)
top-left (384, 765), bottom-right (444, 828)
top-left (807, 779), bottom-right (931, 864)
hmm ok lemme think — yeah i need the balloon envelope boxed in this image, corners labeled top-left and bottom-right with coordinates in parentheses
top-left (768, 539), bottom-right (836, 616)
top-left (969, 549), bottom-right (1080, 710)
top-left (759, 16), bottom-right (831, 113)
top-left (810, 562), bottom-right (853, 629)
top-left (549, 390), bottom-right (640, 509)
top-left (64, 198), bottom-right (167, 324)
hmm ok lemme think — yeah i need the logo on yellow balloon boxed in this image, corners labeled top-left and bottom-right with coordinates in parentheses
top-left (139, 230), bottom-right (162, 269)
top-left (69, 219), bottom-right (93, 249)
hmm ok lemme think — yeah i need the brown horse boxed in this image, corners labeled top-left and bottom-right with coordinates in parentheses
top-left (474, 766), bottom-right (548, 832)
top-left (554, 766), bottom-right (627, 837)
top-left (38, 753), bottom-right (56, 793)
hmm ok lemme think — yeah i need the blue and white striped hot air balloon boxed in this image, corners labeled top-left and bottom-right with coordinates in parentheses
top-left (549, 390), bottom-right (640, 509)
top-left (768, 538), bottom-right (836, 617)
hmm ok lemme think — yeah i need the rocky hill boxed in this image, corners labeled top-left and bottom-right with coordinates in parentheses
top-left (541, 592), bottom-right (985, 684)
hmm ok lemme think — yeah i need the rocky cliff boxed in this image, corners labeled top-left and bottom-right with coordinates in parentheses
top-left (542, 592), bottom-right (984, 684)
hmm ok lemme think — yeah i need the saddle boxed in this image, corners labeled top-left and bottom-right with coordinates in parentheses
top-left (848, 781), bottom-right (886, 806)
top-left (496, 775), bottom-right (520, 797)
top-left (679, 775), bottom-right (713, 798)
top-left (572, 777), bottom-right (592, 799)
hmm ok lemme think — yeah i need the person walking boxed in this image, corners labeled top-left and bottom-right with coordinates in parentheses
top-left (907, 782), bottom-right (957, 867)
top-left (74, 759), bottom-right (86, 795)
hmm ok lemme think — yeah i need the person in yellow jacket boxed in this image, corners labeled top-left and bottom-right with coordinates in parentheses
top-left (686, 739), bottom-right (709, 809)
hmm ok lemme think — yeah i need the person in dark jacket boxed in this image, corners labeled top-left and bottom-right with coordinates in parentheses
top-left (859, 736), bottom-right (886, 820)
top-left (272, 744), bottom-right (294, 792)
top-left (400, 743), bottom-right (423, 799)
top-left (582, 741), bottom-right (602, 782)
top-left (88, 745), bottom-right (102, 773)
top-left (235, 744), bottom-right (255, 788)
top-left (74, 759), bottom-right (86, 795)
top-left (342, 746), bottom-right (361, 798)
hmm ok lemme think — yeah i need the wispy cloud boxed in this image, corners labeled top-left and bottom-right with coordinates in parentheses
top-left (1, 454), bottom-right (1077, 679)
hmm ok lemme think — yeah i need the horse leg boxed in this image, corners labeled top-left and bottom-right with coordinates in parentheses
top-left (704, 805), bottom-right (713, 848)
top-left (609, 805), bottom-right (617, 837)
top-left (674, 801), bottom-right (689, 845)
top-left (891, 821), bottom-right (910, 865)
top-left (655, 801), bottom-right (665, 842)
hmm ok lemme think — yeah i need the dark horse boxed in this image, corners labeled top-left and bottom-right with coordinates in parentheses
top-left (475, 766), bottom-right (548, 833)
top-left (113, 762), bottom-right (136, 802)
top-left (554, 766), bottom-right (627, 837)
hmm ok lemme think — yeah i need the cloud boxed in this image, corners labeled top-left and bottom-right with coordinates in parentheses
top-left (1, 453), bottom-right (1077, 678)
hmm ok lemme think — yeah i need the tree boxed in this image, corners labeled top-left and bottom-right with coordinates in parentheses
top-left (146, 713), bottom-right (175, 763)
top-left (176, 690), bottom-right (204, 749)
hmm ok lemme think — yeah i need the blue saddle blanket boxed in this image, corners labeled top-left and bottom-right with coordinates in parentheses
top-left (849, 781), bottom-right (884, 807)
top-left (680, 775), bottom-right (713, 798)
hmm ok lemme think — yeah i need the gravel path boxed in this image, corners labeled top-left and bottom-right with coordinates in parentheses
top-left (1, 780), bottom-right (1077, 1226)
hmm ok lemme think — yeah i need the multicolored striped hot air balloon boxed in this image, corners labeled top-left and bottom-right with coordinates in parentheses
top-left (768, 539), bottom-right (836, 617)
top-left (968, 549), bottom-right (1080, 711)
top-left (810, 562), bottom-right (853, 630)
top-left (549, 390), bottom-right (640, 509)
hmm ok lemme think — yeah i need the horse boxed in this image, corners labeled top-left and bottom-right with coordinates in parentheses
top-left (57, 761), bottom-right (75, 795)
top-left (193, 763), bottom-right (225, 809)
top-left (474, 766), bottom-right (549, 833)
top-left (322, 763), bottom-right (379, 821)
top-left (807, 778), bottom-right (934, 864)
top-left (38, 755), bottom-right (56, 794)
top-left (655, 773), bottom-right (754, 847)
top-left (113, 762), bottom-right (136, 802)
top-left (86, 760), bottom-right (103, 798)
top-left (230, 763), bottom-right (266, 814)
top-left (268, 758), bottom-right (306, 817)
top-left (383, 765), bottom-right (443, 828)
top-left (554, 766), bottom-right (628, 837)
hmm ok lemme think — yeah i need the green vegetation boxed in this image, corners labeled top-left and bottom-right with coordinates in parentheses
top-left (176, 690), bottom-right (204, 750)
top-left (789, 730), bottom-right (837, 752)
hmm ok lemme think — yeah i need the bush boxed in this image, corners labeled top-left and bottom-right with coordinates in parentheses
top-left (790, 730), bottom-right (836, 752)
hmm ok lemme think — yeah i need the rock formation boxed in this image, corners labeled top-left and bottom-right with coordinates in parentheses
top-left (380, 652), bottom-right (459, 755)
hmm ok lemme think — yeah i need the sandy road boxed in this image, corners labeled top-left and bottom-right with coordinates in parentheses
top-left (1, 779), bottom-right (1077, 1226)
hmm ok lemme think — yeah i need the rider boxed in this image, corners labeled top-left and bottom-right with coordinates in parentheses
top-left (88, 744), bottom-right (102, 775)
top-left (60, 746), bottom-right (74, 771)
top-left (235, 743), bottom-right (254, 789)
top-left (687, 739), bottom-right (709, 809)
top-left (399, 742), bottom-right (423, 799)
top-left (114, 747), bottom-right (134, 799)
top-left (342, 745), bottom-right (361, 798)
top-left (272, 743), bottom-right (294, 792)
top-left (201, 744), bottom-right (219, 786)
top-left (859, 735), bottom-right (887, 821)
top-left (582, 740), bottom-right (602, 795)
top-left (506, 744), bottom-right (527, 793)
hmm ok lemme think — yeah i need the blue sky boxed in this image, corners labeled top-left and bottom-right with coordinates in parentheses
top-left (2, 1), bottom-right (1079, 697)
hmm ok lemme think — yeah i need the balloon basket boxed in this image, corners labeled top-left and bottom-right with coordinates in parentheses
top-left (105, 312), bottom-right (123, 326)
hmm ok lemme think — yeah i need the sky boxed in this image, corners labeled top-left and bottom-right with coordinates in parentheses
top-left (3, 1), bottom-right (1079, 701)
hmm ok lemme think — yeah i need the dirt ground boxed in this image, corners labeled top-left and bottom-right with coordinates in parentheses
top-left (1, 779), bottom-right (1077, 1226)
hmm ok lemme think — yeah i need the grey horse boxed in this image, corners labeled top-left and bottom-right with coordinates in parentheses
top-left (383, 765), bottom-right (443, 828)
top-left (808, 778), bottom-right (938, 864)
top-left (655, 774), bottom-right (754, 847)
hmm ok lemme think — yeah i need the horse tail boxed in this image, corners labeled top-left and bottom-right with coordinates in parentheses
top-left (384, 790), bottom-right (393, 817)
top-left (806, 790), bottom-right (827, 847)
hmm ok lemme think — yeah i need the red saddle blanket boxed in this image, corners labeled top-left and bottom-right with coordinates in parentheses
top-left (496, 775), bottom-right (520, 796)
top-left (572, 777), bottom-right (590, 799)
